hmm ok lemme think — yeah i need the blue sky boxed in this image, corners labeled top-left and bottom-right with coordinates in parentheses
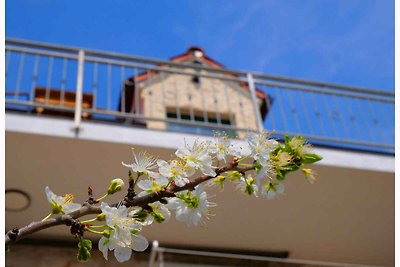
top-left (6, 0), bottom-right (394, 91)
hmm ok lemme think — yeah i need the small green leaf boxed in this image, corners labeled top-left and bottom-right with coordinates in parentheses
top-left (281, 163), bottom-right (300, 172)
top-left (152, 212), bottom-right (166, 223)
top-left (276, 170), bottom-right (286, 181)
top-left (284, 135), bottom-right (290, 145)
top-left (77, 238), bottom-right (92, 262)
top-left (5, 245), bottom-right (11, 254)
top-left (301, 153), bottom-right (323, 164)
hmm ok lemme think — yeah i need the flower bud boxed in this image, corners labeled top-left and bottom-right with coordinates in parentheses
top-left (96, 213), bottom-right (106, 221)
top-left (107, 178), bottom-right (125, 194)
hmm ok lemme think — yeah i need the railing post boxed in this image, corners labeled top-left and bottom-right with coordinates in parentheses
top-left (247, 73), bottom-right (264, 133)
top-left (148, 240), bottom-right (159, 267)
top-left (74, 49), bottom-right (85, 132)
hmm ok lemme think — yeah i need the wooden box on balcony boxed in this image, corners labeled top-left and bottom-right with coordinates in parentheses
top-left (34, 87), bottom-right (94, 119)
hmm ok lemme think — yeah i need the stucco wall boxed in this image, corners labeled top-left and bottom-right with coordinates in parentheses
top-left (138, 70), bottom-right (260, 136)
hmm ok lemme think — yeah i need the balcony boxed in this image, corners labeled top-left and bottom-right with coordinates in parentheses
top-left (5, 38), bottom-right (394, 154)
top-left (5, 38), bottom-right (395, 266)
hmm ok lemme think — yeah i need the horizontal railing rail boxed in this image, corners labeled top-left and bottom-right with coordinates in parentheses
top-left (5, 38), bottom-right (394, 153)
top-left (148, 241), bottom-right (387, 267)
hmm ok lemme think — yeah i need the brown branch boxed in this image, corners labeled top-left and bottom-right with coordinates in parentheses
top-left (5, 161), bottom-right (255, 246)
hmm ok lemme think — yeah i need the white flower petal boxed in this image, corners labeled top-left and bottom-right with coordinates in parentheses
top-left (64, 203), bottom-right (81, 214)
top-left (167, 198), bottom-right (181, 210)
top-left (98, 236), bottom-right (109, 260)
top-left (44, 186), bottom-right (57, 203)
top-left (137, 180), bottom-right (153, 191)
top-left (131, 234), bottom-right (149, 251)
top-left (114, 246), bottom-right (132, 263)
top-left (174, 177), bottom-right (189, 187)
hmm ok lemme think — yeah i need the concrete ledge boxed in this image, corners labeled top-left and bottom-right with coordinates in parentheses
top-left (6, 113), bottom-right (394, 173)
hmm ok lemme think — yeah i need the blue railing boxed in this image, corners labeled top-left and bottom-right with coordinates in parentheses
top-left (5, 38), bottom-right (394, 154)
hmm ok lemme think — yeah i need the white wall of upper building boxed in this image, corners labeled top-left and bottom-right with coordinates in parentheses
top-left (138, 69), bottom-right (260, 134)
top-left (5, 113), bottom-right (394, 173)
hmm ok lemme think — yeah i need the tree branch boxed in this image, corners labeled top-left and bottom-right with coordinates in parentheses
top-left (5, 162), bottom-right (255, 246)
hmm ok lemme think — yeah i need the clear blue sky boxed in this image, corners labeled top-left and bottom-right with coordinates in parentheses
top-left (6, 0), bottom-right (394, 91)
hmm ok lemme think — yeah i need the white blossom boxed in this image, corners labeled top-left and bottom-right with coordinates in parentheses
top-left (176, 140), bottom-right (216, 176)
top-left (260, 182), bottom-right (285, 200)
top-left (207, 135), bottom-right (238, 163)
top-left (122, 150), bottom-right (157, 174)
top-left (157, 159), bottom-right (194, 187)
top-left (302, 168), bottom-right (317, 184)
top-left (44, 186), bottom-right (81, 215)
top-left (168, 185), bottom-right (215, 226)
top-left (235, 175), bottom-right (258, 196)
top-left (246, 132), bottom-right (278, 164)
top-left (99, 203), bottom-right (149, 263)
top-left (130, 201), bottom-right (171, 226)
top-left (137, 176), bottom-right (169, 197)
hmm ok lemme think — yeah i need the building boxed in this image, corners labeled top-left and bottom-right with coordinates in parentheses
top-left (120, 46), bottom-right (271, 137)
top-left (5, 38), bottom-right (395, 266)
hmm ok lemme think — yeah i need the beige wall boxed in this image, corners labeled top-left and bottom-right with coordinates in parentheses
top-left (138, 70), bottom-right (260, 136)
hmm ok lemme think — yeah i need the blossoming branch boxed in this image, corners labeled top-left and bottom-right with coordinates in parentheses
top-left (5, 132), bottom-right (322, 263)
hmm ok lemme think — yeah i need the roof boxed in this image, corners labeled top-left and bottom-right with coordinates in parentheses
top-left (127, 46), bottom-right (267, 100)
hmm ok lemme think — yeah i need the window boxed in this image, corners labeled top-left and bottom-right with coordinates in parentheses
top-left (166, 112), bottom-right (235, 137)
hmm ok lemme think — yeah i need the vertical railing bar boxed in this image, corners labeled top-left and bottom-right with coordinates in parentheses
top-left (174, 72), bottom-right (181, 121)
top-left (187, 74), bottom-right (194, 122)
top-left (92, 62), bottom-right (98, 110)
top-left (74, 50), bottom-right (85, 131)
top-left (321, 92), bottom-right (339, 138)
top-left (273, 87), bottom-right (289, 133)
top-left (211, 77), bottom-right (222, 126)
top-left (333, 94), bottom-right (350, 138)
top-left (199, 73), bottom-right (209, 124)
top-left (366, 97), bottom-right (385, 142)
top-left (387, 103), bottom-right (395, 143)
top-left (158, 251), bottom-right (164, 267)
top-left (15, 52), bottom-right (25, 100)
top-left (299, 90), bottom-right (314, 135)
top-left (343, 96), bottom-right (362, 141)
top-left (45, 56), bottom-right (54, 104)
top-left (247, 73), bottom-right (264, 133)
top-left (263, 86), bottom-right (276, 131)
top-left (30, 55), bottom-right (40, 105)
top-left (285, 88), bottom-right (301, 134)
top-left (148, 241), bottom-right (159, 267)
top-left (134, 67), bottom-right (140, 115)
top-left (147, 69), bottom-right (154, 117)
top-left (5, 50), bottom-right (11, 78)
top-left (60, 58), bottom-right (68, 107)
top-left (121, 65), bottom-right (126, 114)
top-left (107, 63), bottom-right (112, 111)
top-left (354, 97), bottom-right (373, 142)
top-left (160, 71), bottom-right (167, 119)
top-left (236, 84), bottom-right (247, 130)
top-left (310, 91), bottom-right (326, 136)
top-left (222, 80), bottom-right (234, 126)
top-left (377, 102), bottom-right (393, 145)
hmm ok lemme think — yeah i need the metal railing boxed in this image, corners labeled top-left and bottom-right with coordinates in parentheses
top-left (5, 38), bottom-right (395, 153)
top-left (148, 241), bottom-right (387, 267)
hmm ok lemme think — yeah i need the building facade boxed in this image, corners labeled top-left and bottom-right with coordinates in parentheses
top-left (5, 38), bottom-right (395, 266)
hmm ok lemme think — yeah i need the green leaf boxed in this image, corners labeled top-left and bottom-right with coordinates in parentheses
top-left (284, 135), bottom-right (290, 145)
top-left (301, 153), bottom-right (323, 164)
top-left (5, 245), bottom-right (11, 254)
top-left (281, 163), bottom-right (300, 172)
top-left (77, 238), bottom-right (92, 262)
top-left (276, 170), bottom-right (286, 181)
